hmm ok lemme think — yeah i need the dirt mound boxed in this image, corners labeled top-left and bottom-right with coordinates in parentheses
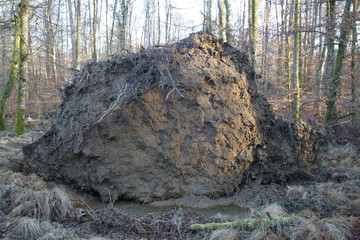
top-left (22, 33), bottom-right (323, 202)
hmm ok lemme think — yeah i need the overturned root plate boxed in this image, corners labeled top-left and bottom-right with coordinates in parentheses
top-left (22, 33), bottom-right (323, 202)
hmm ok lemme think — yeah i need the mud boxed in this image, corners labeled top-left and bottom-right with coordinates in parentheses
top-left (22, 33), bottom-right (324, 202)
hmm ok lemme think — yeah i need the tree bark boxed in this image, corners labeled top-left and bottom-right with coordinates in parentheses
top-left (324, 0), bottom-right (336, 91)
top-left (292, 0), bottom-right (301, 121)
top-left (224, 0), bottom-right (231, 41)
top-left (92, 0), bottom-right (98, 62)
top-left (203, 0), bottom-right (212, 34)
top-left (351, 0), bottom-right (358, 123)
top-left (75, 0), bottom-right (81, 69)
top-left (250, 0), bottom-right (258, 68)
top-left (14, 0), bottom-right (29, 135)
top-left (0, 12), bottom-right (21, 131)
top-left (324, 0), bottom-right (354, 124)
top-left (218, 0), bottom-right (226, 42)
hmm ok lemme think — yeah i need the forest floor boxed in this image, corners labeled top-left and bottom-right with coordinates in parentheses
top-left (0, 122), bottom-right (359, 240)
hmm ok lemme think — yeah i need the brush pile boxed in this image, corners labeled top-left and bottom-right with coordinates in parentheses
top-left (22, 33), bottom-right (323, 202)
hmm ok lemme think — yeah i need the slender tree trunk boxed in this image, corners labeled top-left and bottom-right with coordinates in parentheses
top-left (218, 0), bottom-right (226, 41)
top-left (0, 13), bottom-right (21, 131)
top-left (286, 0), bottom-right (293, 104)
top-left (14, 0), bottom-right (29, 135)
top-left (351, 0), bottom-right (358, 123)
top-left (315, 46), bottom-right (328, 115)
top-left (157, 0), bottom-right (160, 45)
top-left (165, 0), bottom-right (172, 43)
top-left (75, 0), bottom-right (81, 69)
top-left (262, 0), bottom-right (271, 91)
top-left (110, 0), bottom-right (118, 54)
top-left (52, 0), bottom-right (61, 83)
top-left (276, 0), bottom-right (282, 79)
top-left (224, 0), bottom-right (231, 41)
top-left (92, 0), bottom-right (98, 61)
top-left (67, 0), bottom-right (76, 64)
top-left (119, 0), bottom-right (129, 48)
top-left (250, 0), bottom-right (258, 69)
top-left (325, 0), bottom-right (336, 92)
top-left (324, 0), bottom-right (354, 124)
top-left (292, 0), bottom-right (301, 121)
top-left (203, 0), bottom-right (213, 34)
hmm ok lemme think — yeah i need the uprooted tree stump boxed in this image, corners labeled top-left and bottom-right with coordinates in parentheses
top-left (22, 33), bottom-right (323, 202)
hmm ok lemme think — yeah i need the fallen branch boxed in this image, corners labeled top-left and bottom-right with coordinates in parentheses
top-left (189, 216), bottom-right (296, 231)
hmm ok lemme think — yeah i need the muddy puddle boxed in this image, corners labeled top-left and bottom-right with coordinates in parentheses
top-left (85, 200), bottom-right (249, 219)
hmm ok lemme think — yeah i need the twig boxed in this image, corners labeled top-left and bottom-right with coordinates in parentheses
top-left (157, 65), bottom-right (184, 100)
top-left (97, 83), bottom-right (128, 123)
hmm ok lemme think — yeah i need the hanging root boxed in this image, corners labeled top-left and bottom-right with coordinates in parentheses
top-left (97, 83), bottom-right (128, 123)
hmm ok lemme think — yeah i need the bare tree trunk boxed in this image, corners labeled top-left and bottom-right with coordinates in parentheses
top-left (286, 0), bottom-right (293, 104)
top-left (324, 0), bottom-right (336, 93)
top-left (224, 0), bottom-right (231, 41)
top-left (51, 0), bottom-right (61, 83)
top-left (324, 0), bottom-right (354, 124)
top-left (292, 0), bottom-right (301, 121)
top-left (0, 11), bottom-right (21, 131)
top-left (203, 0), bottom-right (213, 34)
top-left (250, 0), bottom-right (258, 69)
top-left (351, 0), bottom-right (358, 123)
top-left (119, 0), bottom-right (130, 48)
top-left (67, 0), bottom-right (76, 64)
top-left (110, 0), bottom-right (118, 54)
top-left (315, 45), bottom-right (327, 115)
top-left (14, 0), bottom-right (29, 135)
top-left (218, 0), bottom-right (226, 41)
top-left (261, 0), bottom-right (271, 91)
top-left (92, 0), bottom-right (98, 61)
top-left (157, 0), bottom-right (160, 45)
top-left (75, 0), bottom-right (81, 69)
top-left (165, 0), bottom-right (172, 42)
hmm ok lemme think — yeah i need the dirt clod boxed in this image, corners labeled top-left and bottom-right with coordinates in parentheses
top-left (22, 33), bottom-right (323, 202)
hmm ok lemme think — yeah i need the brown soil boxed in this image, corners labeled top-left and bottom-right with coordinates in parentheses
top-left (21, 33), bottom-right (323, 203)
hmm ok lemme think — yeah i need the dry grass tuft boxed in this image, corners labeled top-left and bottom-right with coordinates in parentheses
top-left (12, 217), bottom-right (76, 240)
top-left (12, 217), bottom-right (48, 240)
top-left (87, 238), bottom-right (113, 240)
top-left (10, 185), bottom-right (72, 221)
top-left (37, 227), bottom-right (76, 240)
top-left (209, 229), bottom-right (239, 240)
top-left (290, 216), bottom-right (353, 240)
top-left (327, 144), bottom-right (357, 161)
top-left (260, 204), bottom-right (288, 218)
top-left (324, 143), bottom-right (360, 179)
top-left (249, 229), bottom-right (280, 240)
top-left (0, 171), bottom-right (72, 221)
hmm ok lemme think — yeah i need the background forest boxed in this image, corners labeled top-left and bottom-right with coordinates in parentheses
top-left (0, 0), bottom-right (359, 133)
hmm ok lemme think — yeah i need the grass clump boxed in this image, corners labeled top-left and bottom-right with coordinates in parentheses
top-left (323, 143), bottom-right (360, 179)
top-left (290, 216), bottom-right (353, 240)
top-left (12, 217), bottom-right (48, 240)
top-left (0, 171), bottom-right (73, 221)
top-left (11, 217), bottom-right (77, 240)
top-left (209, 229), bottom-right (239, 240)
